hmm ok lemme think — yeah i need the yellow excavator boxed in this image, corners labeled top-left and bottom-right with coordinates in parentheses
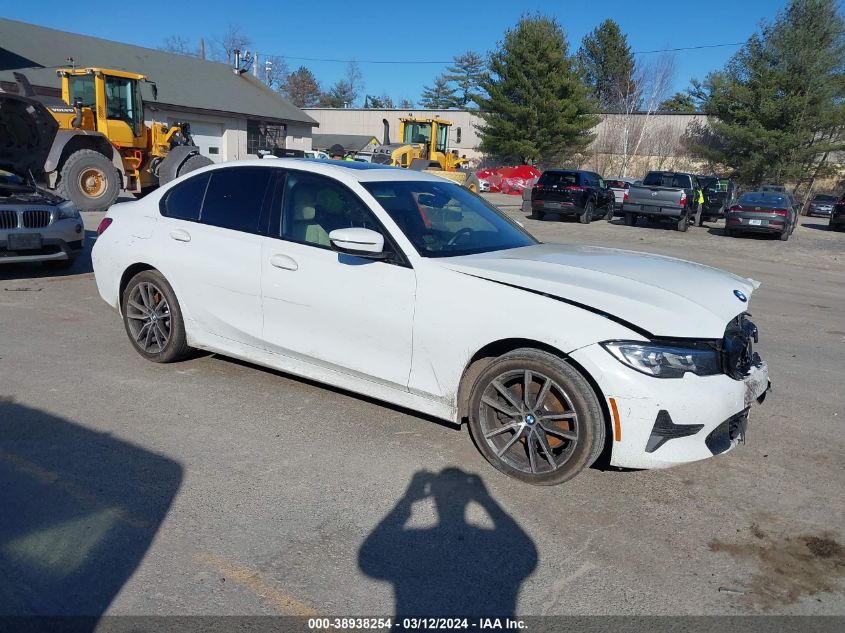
top-left (371, 117), bottom-right (479, 192)
top-left (0, 67), bottom-right (211, 210)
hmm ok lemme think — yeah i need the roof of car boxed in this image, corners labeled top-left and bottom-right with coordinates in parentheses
top-left (181, 158), bottom-right (452, 184)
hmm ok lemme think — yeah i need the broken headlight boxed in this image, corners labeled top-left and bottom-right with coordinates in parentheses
top-left (602, 341), bottom-right (721, 378)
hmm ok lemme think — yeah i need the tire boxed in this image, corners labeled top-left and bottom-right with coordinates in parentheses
top-left (531, 208), bottom-right (545, 220)
top-left (779, 228), bottom-right (790, 241)
top-left (604, 205), bottom-right (614, 221)
top-left (56, 149), bottom-right (121, 211)
top-left (464, 173), bottom-right (480, 194)
top-left (467, 349), bottom-right (605, 485)
top-left (624, 213), bottom-right (637, 226)
top-left (724, 228), bottom-right (734, 237)
top-left (43, 257), bottom-right (74, 271)
top-left (121, 269), bottom-right (191, 363)
top-left (176, 153), bottom-right (213, 178)
top-left (579, 201), bottom-right (594, 224)
top-left (676, 213), bottom-right (689, 232)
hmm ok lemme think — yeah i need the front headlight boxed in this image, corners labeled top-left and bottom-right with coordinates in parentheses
top-left (602, 341), bottom-right (721, 378)
top-left (57, 202), bottom-right (81, 220)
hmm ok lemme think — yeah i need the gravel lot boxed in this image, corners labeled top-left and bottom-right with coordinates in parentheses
top-left (1, 194), bottom-right (843, 618)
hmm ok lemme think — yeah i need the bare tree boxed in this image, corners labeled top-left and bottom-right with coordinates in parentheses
top-left (259, 55), bottom-right (289, 91)
top-left (602, 53), bottom-right (676, 177)
top-left (160, 35), bottom-right (196, 57)
top-left (211, 24), bottom-right (252, 65)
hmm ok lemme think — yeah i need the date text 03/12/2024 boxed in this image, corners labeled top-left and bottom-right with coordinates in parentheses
top-left (307, 618), bottom-right (528, 630)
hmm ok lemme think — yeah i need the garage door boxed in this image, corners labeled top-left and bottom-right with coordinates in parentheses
top-left (186, 121), bottom-right (225, 163)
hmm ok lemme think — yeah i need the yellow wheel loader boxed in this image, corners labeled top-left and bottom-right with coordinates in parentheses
top-left (0, 68), bottom-right (212, 211)
top-left (371, 117), bottom-right (480, 192)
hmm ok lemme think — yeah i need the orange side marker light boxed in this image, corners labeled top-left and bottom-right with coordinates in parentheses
top-left (609, 397), bottom-right (622, 442)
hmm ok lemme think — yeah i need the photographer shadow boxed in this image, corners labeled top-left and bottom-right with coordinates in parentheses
top-left (358, 468), bottom-right (537, 619)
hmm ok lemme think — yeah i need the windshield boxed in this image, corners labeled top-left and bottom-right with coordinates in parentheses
top-left (363, 181), bottom-right (537, 257)
top-left (738, 192), bottom-right (787, 207)
top-left (402, 121), bottom-right (432, 145)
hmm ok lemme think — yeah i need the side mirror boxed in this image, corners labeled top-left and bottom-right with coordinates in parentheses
top-left (329, 227), bottom-right (387, 259)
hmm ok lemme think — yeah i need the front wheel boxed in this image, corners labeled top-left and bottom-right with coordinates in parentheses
top-left (467, 349), bottom-right (605, 485)
top-left (56, 149), bottom-right (121, 211)
top-left (122, 269), bottom-right (191, 363)
top-left (579, 201), bottom-right (594, 224)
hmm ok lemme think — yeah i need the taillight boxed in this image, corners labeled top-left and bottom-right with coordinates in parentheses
top-left (96, 217), bottom-right (113, 235)
top-left (680, 191), bottom-right (687, 206)
top-left (728, 206), bottom-right (741, 212)
top-left (623, 191), bottom-right (629, 201)
top-left (772, 208), bottom-right (789, 217)
top-left (566, 185), bottom-right (586, 191)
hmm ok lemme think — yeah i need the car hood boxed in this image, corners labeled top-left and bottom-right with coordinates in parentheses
top-left (440, 243), bottom-right (759, 339)
top-left (0, 92), bottom-right (59, 180)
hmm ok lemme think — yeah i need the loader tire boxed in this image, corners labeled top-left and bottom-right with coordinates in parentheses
top-left (464, 173), bottom-right (480, 194)
top-left (176, 153), bottom-right (213, 178)
top-left (56, 149), bottom-right (120, 211)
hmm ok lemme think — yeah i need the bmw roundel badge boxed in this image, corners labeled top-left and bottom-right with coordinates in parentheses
top-left (734, 289), bottom-right (748, 302)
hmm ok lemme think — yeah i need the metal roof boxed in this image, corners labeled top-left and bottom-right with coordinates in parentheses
top-left (311, 134), bottom-right (380, 152)
top-left (0, 18), bottom-right (317, 126)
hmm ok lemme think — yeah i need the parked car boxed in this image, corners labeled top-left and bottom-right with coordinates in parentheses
top-left (725, 191), bottom-right (797, 240)
top-left (697, 176), bottom-right (736, 225)
top-left (530, 169), bottom-right (614, 223)
top-left (1, 160), bottom-right (84, 270)
top-left (604, 177), bottom-right (635, 213)
top-left (93, 159), bottom-right (770, 485)
top-left (806, 193), bottom-right (838, 217)
top-left (830, 196), bottom-right (845, 231)
top-left (622, 171), bottom-right (702, 231)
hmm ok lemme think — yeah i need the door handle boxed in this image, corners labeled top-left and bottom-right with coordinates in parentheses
top-left (169, 229), bottom-right (191, 242)
top-left (269, 254), bottom-right (298, 271)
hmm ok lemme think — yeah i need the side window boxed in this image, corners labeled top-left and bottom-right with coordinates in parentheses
top-left (280, 172), bottom-right (380, 249)
top-left (199, 167), bottom-right (273, 233)
top-left (160, 172), bottom-right (210, 221)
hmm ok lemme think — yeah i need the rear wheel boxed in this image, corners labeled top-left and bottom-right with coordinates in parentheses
top-left (604, 204), bottom-right (615, 221)
top-left (56, 149), bottom-right (121, 211)
top-left (677, 213), bottom-right (689, 232)
top-left (779, 228), bottom-right (790, 241)
top-left (624, 213), bottom-right (637, 226)
top-left (531, 208), bottom-right (545, 220)
top-left (579, 201), bottom-right (594, 224)
top-left (176, 153), bottom-right (213, 178)
top-left (467, 349), bottom-right (605, 485)
top-left (122, 270), bottom-right (191, 363)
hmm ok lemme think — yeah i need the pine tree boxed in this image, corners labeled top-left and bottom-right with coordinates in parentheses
top-left (444, 51), bottom-right (486, 109)
top-left (420, 75), bottom-right (458, 109)
top-left (476, 14), bottom-right (599, 165)
top-left (692, 0), bottom-right (845, 190)
top-left (576, 19), bottom-right (636, 111)
top-left (659, 92), bottom-right (697, 112)
top-left (282, 67), bottom-right (322, 108)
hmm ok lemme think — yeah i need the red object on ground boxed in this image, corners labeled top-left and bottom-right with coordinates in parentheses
top-left (475, 165), bottom-right (541, 195)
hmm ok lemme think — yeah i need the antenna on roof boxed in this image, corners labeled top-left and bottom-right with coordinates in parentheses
top-left (66, 56), bottom-right (76, 70)
top-left (233, 50), bottom-right (253, 76)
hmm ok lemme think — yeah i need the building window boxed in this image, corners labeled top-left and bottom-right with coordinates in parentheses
top-left (247, 120), bottom-right (285, 154)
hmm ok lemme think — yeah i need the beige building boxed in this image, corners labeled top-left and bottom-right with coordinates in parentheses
top-left (304, 108), bottom-right (706, 175)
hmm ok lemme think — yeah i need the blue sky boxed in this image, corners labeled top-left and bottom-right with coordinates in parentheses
top-left (5, 0), bottom-right (790, 104)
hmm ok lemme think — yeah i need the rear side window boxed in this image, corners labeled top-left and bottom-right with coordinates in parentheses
top-left (538, 171), bottom-right (579, 187)
top-left (160, 172), bottom-right (210, 221)
top-left (642, 173), bottom-right (692, 188)
top-left (200, 167), bottom-right (273, 233)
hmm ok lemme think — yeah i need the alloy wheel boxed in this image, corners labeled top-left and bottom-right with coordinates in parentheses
top-left (478, 369), bottom-right (580, 475)
top-left (125, 281), bottom-right (172, 354)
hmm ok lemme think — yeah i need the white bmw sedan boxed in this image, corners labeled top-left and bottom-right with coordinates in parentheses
top-left (93, 159), bottom-right (770, 485)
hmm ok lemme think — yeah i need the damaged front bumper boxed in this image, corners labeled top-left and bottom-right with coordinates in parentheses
top-left (570, 345), bottom-right (771, 470)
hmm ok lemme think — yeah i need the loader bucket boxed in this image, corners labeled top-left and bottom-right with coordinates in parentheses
top-left (0, 92), bottom-right (59, 179)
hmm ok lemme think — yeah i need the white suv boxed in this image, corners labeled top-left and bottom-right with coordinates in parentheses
top-left (93, 159), bottom-right (770, 484)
